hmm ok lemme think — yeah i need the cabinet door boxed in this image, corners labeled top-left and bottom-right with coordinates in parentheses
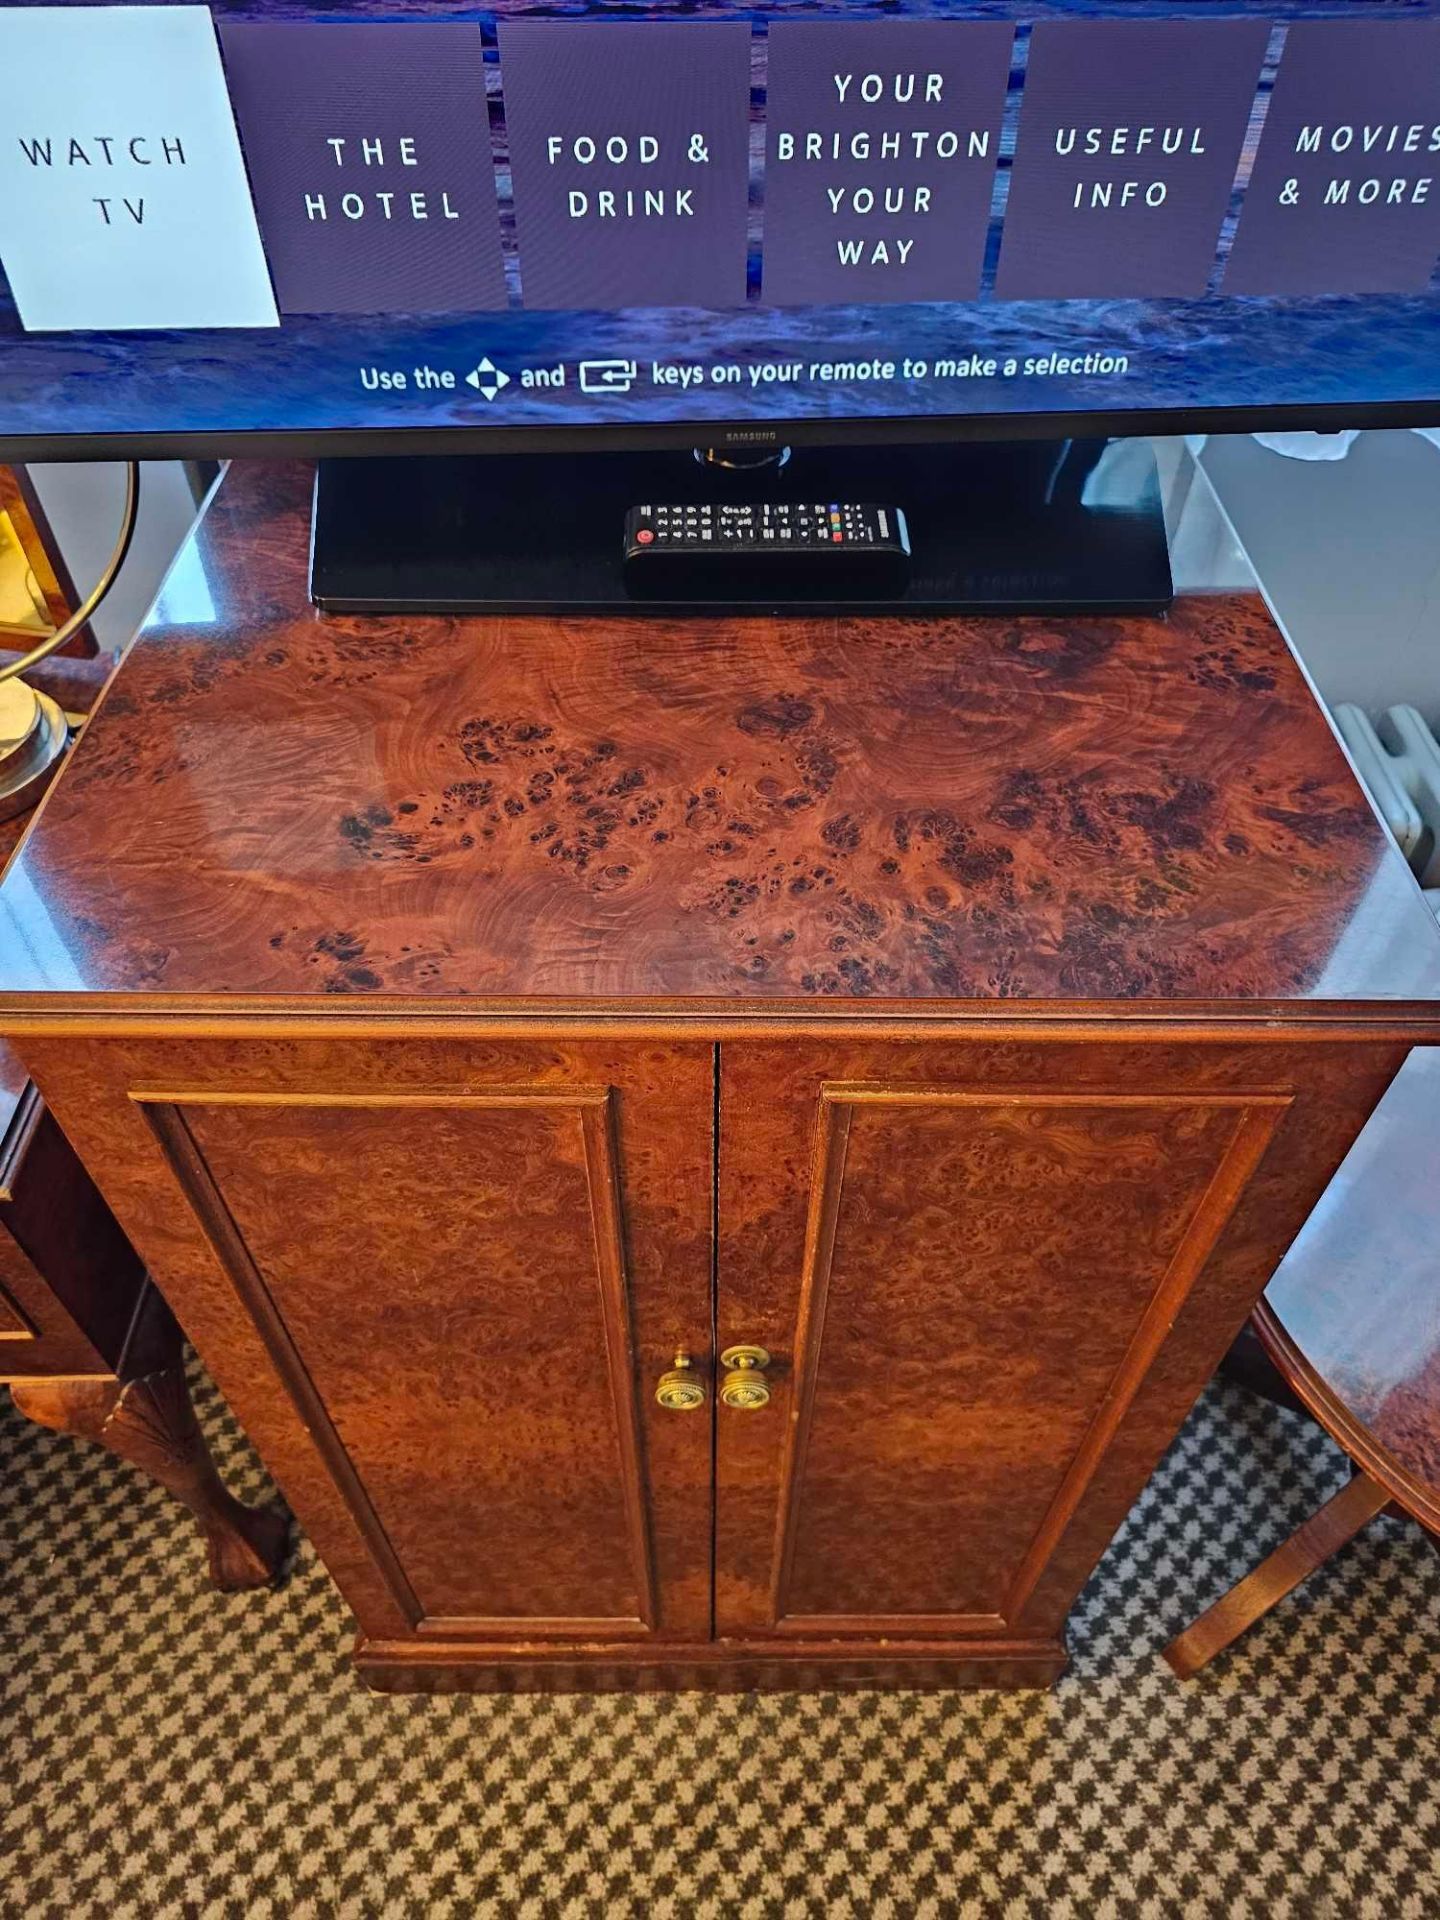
top-left (23, 1036), bottom-right (715, 1646)
top-left (715, 1036), bottom-right (1406, 1642)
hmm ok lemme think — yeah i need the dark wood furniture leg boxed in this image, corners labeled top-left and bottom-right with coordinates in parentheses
top-left (10, 1281), bottom-right (287, 1592)
top-left (1163, 1471), bottom-right (1391, 1678)
top-left (1217, 1321), bottom-right (1309, 1418)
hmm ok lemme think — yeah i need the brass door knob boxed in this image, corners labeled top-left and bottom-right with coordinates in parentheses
top-left (655, 1350), bottom-right (707, 1411)
top-left (720, 1344), bottom-right (772, 1410)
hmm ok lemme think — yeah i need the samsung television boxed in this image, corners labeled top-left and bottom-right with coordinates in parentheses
top-left (1, 0), bottom-right (1438, 609)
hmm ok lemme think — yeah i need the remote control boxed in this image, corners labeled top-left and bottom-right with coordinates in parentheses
top-left (623, 500), bottom-right (911, 599)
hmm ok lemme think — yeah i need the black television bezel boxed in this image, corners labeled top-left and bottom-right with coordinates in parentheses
top-left (0, 393), bottom-right (1437, 462)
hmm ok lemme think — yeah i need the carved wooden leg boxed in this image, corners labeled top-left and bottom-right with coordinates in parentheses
top-left (11, 1366), bottom-right (288, 1592)
top-left (1164, 1470), bottom-right (1391, 1678)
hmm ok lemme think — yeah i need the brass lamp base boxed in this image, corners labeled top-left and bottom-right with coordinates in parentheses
top-left (0, 677), bottom-right (68, 823)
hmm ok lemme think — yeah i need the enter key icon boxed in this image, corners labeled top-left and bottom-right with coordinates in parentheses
top-left (579, 359), bottom-right (638, 395)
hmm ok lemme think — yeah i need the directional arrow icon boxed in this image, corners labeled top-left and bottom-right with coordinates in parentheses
top-left (465, 356), bottom-right (510, 401)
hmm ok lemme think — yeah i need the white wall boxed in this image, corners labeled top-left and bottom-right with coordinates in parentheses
top-left (25, 460), bottom-right (208, 654)
top-left (1200, 431), bottom-right (1440, 730)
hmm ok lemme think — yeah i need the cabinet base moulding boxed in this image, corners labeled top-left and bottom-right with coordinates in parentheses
top-left (352, 1634), bottom-right (1070, 1695)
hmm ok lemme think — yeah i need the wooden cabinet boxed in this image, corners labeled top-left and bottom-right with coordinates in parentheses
top-left (3, 462), bottom-right (1439, 1690)
top-left (15, 1025), bottom-right (1415, 1687)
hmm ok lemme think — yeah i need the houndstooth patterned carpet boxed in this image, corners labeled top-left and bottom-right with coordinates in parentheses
top-left (3, 1369), bottom-right (1438, 1919)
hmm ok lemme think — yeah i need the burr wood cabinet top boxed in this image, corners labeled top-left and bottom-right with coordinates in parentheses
top-left (1, 458), bottom-right (1438, 1018)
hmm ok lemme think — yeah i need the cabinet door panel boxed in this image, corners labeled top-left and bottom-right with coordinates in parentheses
top-left (716, 1038), bottom-right (1405, 1641)
top-left (23, 1038), bottom-right (715, 1643)
top-left (165, 1089), bottom-right (652, 1628)
top-left (778, 1087), bottom-right (1277, 1627)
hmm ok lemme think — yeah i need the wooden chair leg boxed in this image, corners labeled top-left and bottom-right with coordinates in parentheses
top-left (1164, 1470), bottom-right (1391, 1678)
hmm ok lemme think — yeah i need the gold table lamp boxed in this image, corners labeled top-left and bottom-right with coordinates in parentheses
top-left (0, 464), bottom-right (138, 822)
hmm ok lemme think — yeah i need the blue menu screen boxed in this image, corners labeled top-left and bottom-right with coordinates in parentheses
top-left (0, 0), bottom-right (1437, 441)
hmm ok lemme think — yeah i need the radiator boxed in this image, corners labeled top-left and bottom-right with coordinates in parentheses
top-left (1333, 704), bottom-right (1440, 922)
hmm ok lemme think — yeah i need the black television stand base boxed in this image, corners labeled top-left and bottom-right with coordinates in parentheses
top-left (309, 438), bottom-right (1173, 617)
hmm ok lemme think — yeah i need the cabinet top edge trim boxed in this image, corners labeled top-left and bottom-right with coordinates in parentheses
top-left (2, 1004), bottom-right (1439, 1047)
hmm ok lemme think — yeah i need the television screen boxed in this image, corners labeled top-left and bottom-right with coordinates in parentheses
top-left (0, 0), bottom-right (1438, 449)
